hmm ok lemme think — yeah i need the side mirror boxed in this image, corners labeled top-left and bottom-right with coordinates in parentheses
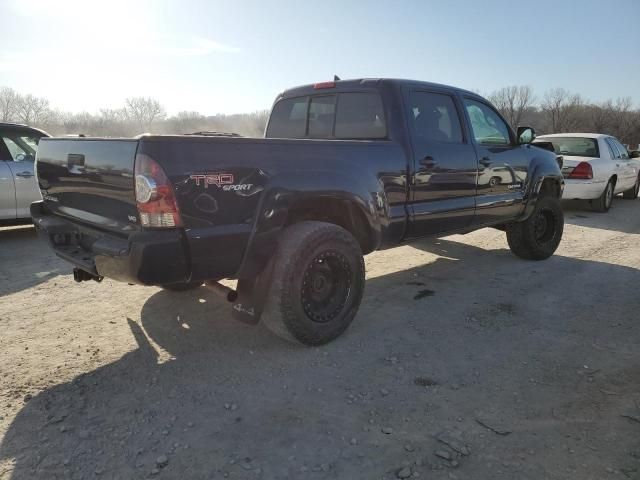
top-left (15, 153), bottom-right (26, 162)
top-left (517, 126), bottom-right (536, 144)
top-left (630, 150), bottom-right (640, 159)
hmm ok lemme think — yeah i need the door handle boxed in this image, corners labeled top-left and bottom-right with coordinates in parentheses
top-left (16, 171), bottom-right (34, 178)
top-left (419, 156), bottom-right (437, 168)
top-left (479, 157), bottom-right (492, 167)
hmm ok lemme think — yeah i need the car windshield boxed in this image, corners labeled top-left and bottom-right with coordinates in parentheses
top-left (535, 137), bottom-right (600, 158)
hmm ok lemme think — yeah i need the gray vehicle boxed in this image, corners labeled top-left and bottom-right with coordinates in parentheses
top-left (0, 123), bottom-right (48, 221)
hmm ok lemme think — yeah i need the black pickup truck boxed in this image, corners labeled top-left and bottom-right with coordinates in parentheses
top-left (32, 78), bottom-right (564, 345)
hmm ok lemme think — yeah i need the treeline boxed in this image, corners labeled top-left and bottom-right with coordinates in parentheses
top-left (0, 87), bottom-right (269, 138)
top-left (1, 85), bottom-right (639, 147)
top-left (488, 86), bottom-right (639, 147)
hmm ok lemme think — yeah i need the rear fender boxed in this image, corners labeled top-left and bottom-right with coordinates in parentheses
top-left (236, 170), bottom-right (385, 279)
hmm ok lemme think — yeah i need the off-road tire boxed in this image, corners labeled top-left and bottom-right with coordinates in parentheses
top-left (622, 175), bottom-right (640, 200)
top-left (261, 221), bottom-right (365, 346)
top-left (161, 281), bottom-right (203, 292)
top-left (506, 195), bottom-right (564, 260)
top-left (593, 179), bottom-right (614, 212)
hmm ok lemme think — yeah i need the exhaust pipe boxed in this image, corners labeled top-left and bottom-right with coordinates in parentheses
top-left (204, 281), bottom-right (238, 302)
top-left (73, 268), bottom-right (103, 283)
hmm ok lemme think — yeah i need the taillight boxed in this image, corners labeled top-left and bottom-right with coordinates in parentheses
top-left (134, 154), bottom-right (183, 228)
top-left (568, 161), bottom-right (593, 180)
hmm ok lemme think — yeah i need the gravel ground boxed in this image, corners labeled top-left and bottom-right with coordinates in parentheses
top-left (0, 198), bottom-right (639, 480)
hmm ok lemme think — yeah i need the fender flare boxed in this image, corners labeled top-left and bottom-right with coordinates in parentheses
top-left (521, 153), bottom-right (564, 220)
top-left (236, 170), bottom-right (386, 279)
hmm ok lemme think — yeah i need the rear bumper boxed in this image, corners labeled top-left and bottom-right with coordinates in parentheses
top-left (561, 179), bottom-right (606, 200)
top-left (31, 201), bottom-right (190, 285)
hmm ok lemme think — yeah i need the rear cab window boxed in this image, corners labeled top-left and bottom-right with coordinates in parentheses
top-left (266, 92), bottom-right (386, 140)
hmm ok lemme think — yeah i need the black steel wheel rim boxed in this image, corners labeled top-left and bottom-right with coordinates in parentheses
top-left (534, 208), bottom-right (556, 245)
top-left (301, 251), bottom-right (352, 323)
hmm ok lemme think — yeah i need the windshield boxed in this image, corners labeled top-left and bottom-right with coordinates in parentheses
top-left (535, 137), bottom-right (600, 158)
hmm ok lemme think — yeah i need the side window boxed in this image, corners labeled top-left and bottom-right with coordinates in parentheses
top-left (308, 95), bottom-right (336, 138)
top-left (266, 96), bottom-right (309, 138)
top-left (335, 93), bottom-right (386, 139)
top-left (606, 138), bottom-right (621, 159)
top-left (1, 135), bottom-right (40, 162)
top-left (409, 91), bottom-right (463, 143)
top-left (463, 99), bottom-right (511, 146)
top-left (613, 139), bottom-right (629, 159)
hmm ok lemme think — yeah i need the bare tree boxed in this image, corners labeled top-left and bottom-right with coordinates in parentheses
top-left (540, 88), bottom-right (584, 133)
top-left (124, 97), bottom-right (166, 131)
top-left (166, 111), bottom-right (207, 134)
top-left (488, 85), bottom-right (535, 128)
top-left (15, 94), bottom-right (51, 125)
top-left (0, 87), bottom-right (19, 122)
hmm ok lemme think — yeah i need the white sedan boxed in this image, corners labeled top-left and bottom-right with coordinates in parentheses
top-left (534, 133), bottom-right (640, 212)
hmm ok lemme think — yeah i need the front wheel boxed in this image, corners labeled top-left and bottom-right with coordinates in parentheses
top-left (506, 196), bottom-right (564, 260)
top-left (261, 221), bottom-right (365, 346)
top-left (622, 175), bottom-right (640, 200)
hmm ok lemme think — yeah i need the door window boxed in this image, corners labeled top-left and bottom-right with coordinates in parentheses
top-left (334, 92), bottom-right (386, 139)
top-left (612, 138), bottom-right (629, 159)
top-left (408, 92), bottom-right (463, 143)
top-left (605, 138), bottom-right (622, 159)
top-left (463, 99), bottom-right (511, 146)
top-left (1, 134), bottom-right (41, 162)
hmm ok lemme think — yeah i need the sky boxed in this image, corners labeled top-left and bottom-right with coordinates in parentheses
top-left (1, 0), bottom-right (639, 116)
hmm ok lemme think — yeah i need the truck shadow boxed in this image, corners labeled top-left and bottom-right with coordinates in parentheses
top-left (0, 225), bottom-right (64, 297)
top-left (1, 239), bottom-right (639, 479)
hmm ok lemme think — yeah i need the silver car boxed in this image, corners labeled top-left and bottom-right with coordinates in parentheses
top-left (0, 123), bottom-right (49, 221)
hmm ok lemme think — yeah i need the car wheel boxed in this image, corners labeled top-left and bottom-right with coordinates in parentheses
top-left (506, 195), bottom-right (564, 261)
top-left (622, 175), bottom-right (640, 200)
top-left (161, 281), bottom-right (203, 292)
top-left (261, 221), bottom-right (365, 346)
top-left (593, 179), bottom-right (614, 212)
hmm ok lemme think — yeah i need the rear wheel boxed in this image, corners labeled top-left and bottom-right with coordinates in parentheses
top-left (506, 195), bottom-right (564, 260)
top-left (593, 179), bottom-right (614, 212)
top-left (261, 221), bottom-right (365, 346)
top-left (161, 281), bottom-right (202, 292)
top-left (622, 175), bottom-right (640, 200)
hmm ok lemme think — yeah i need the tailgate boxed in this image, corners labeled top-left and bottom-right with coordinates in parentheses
top-left (36, 138), bottom-right (140, 235)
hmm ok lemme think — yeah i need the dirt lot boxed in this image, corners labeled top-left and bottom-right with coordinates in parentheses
top-left (0, 198), bottom-right (639, 480)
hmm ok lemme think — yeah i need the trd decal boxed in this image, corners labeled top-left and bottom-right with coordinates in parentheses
top-left (189, 173), bottom-right (235, 188)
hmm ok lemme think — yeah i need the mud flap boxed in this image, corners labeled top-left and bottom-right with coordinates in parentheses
top-left (230, 260), bottom-right (274, 325)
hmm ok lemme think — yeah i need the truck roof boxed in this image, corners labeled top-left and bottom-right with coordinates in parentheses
top-left (0, 122), bottom-right (50, 136)
top-left (280, 78), bottom-right (480, 99)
